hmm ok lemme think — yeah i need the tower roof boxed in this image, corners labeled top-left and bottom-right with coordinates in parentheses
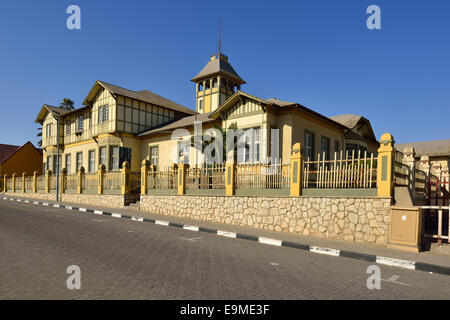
top-left (191, 53), bottom-right (246, 84)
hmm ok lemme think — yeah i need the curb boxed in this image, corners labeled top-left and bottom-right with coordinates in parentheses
top-left (3, 196), bottom-right (450, 277)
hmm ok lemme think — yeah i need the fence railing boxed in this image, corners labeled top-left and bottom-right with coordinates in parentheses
top-left (422, 206), bottom-right (450, 244)
top-left (147, 166), bottom-right (178, 190)
top-left (236, 163), bottom-right (290, 190)
top-left (303, 151), bottom-right (377, 189)
top-left (186, 164), bottom-right (226, 190)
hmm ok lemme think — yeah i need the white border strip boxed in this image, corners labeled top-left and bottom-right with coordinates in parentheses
top-left (155, 220), bottom-right (169, 226)
top-left (310, 246), bottom-right (340, 256)
top-left (111, 213), bottom-right (122, 218)
top-left (217, 230), bottom-right (237, 238)
top-left (376, 256), bottom-right (416, 270)
top-left (183, 225), bottom-right (199, 232)
top-left (258, 237), bottom-right (282, 246)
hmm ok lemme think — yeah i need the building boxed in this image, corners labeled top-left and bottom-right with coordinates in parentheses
top-left (35, 50), bottom-right (378, 173)
top-left (0, 142), bottom-right (43, 176)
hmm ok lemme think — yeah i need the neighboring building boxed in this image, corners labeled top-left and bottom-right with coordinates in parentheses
top-left (0, 142), bottom-right (43, 176)
top-left (35, 51), bottom-right (379, 173)
top-left (396, 139), bottom-right (450, 170)
top-left (328, 114), bottom-right (379, 155)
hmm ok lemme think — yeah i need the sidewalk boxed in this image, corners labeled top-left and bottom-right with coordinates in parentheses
top-left (7, 194), bottom-right (450, 270)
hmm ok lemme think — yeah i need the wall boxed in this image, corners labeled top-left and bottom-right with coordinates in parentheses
top-left (140, 195), bottom-right (392, 246)
top-left (0, 143), bottom-right (43, 176)
top-left (3, 192), bottom-right (127, 208)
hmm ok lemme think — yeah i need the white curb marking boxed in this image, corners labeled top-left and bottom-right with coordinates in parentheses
top-left (79, 208), bottom-right (87, 212)
top-left (217, 230), bottom-right (237, 238)
top-left (94, 210), bottom-right (103, 215)
top-left (53, 204), bottom-right (60, 208)
top-left (43, 202), bottom-right (49, 206)
top-left (310, 246), bottom-right (340, 256)
top-left (132, 217), bottom-right (144, 222)
top-left (66, 206), bottom-right (72, 210)
top-left (156, 220), bottom-right (169, 226)
top-left (376, 256), bottom-right (416, 270)
top-left (111, 213), bottom-right (122, 218)
top-left (183, 225), bottom-right (199, 232)
top-left (258, 237), bottom-right (282, 246)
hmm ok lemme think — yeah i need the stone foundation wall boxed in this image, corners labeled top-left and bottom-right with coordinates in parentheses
top-left (140, 195), bottom-right (392, 246)
top-left (3, 192), bottom-right (127, 209)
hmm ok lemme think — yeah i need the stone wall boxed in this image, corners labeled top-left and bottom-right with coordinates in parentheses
top-left (3, 192), bottom-right (127, 209)
top-left (140, 195), bottom-right (392, 246)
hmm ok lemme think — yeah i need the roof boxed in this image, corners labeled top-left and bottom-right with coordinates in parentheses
top-left (138, 112), bottom-right (215, 136)
top-left (0, 144), bottom-right (20, 164)
top-left (0, 142), bottom-right (40, 164)
top-left (328, 114), bottom-right (362, 129)
top-left (396, 140), bottom-right (450, 157)
top-left (191, 53), bottom-right (246, 84)
top-left (83, 80), bottom-right (197, 116)
top-left (34, 104), bottom-right (74, 124)
top-left (209, 91), bottom-right (347, 130)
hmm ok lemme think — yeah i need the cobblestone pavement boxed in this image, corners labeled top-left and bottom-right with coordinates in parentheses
top-left (0, 200), bottom-right (449, 299)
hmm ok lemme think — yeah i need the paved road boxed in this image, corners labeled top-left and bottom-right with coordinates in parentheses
top-left (0, 200), bottom-right (449, 300)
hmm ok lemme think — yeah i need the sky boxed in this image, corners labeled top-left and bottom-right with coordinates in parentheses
top-left (0, 0), bottom-right (449, 147)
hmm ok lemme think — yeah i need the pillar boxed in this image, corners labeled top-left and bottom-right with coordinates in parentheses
top-left (377, 133), bottom-right (395, 197)
top-left (12, 173), bottom-right (16, 193)
top-left (77, 167), bottom-right (85, 194)
top-left (121, 161), bottom-right (130, 195)
top-left (97, 164), bottom-right (105, 195)
top-left (177, 162), bottom-right (188, 195)
top-left (290, 143), bottom-right (303, 197)
top-left (225, 150), bottom-right (236, 196)
top-left (3, 174), bottom-right (7, 193)
top-left (33, 171), bottom-right (37, 193)
top-left (22, 172), bottom-right (26, 193)
top-left (141, 160), bottom-right (149, 195)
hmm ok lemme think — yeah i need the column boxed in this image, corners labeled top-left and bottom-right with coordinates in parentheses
top-left (377, 133), bottom-right (395, 197)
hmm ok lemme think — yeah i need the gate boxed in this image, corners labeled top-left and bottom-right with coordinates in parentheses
top-left (428, 176), bottom-right (449, 206)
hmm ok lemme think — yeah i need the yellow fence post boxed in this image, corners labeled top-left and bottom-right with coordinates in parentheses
top-left (141, 160), bottom-right (149, 195)
top-left (178, 162), bottom-right (187, 195)
top-left (290, 143), bottom-right (303, 196)
top-left (121, 161), bottom-right (130, 195)
top-left (77, 167), bottom-right (85, 194)
top-left (377, 133), bottom-right (395, 197)
top-left (97, 164), bottom-right (105, 195)
top-left (33, 171), bottom-right (37, 193)
top-left (3, 174), bottom-right (7, 193)
top-left (12, 173), bottom-right (17, 193)
top-left (225, 150), bottom-right (236, 196)
top-left (45, 170), bottom-right (52, 193)
top-left (60, 168), bottom-right (67, 194)
top-left (22, 172), bottom-right (26, 193)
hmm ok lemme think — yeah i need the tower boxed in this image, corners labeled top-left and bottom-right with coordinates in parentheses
top-left (191, 53), bottom-right (246, 114)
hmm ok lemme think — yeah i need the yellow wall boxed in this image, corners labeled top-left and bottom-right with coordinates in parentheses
top-left (1, 143), bottom-right (43, 176)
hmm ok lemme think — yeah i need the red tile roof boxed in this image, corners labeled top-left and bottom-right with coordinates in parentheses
top-left (0, 144), bottom-right (21, 164)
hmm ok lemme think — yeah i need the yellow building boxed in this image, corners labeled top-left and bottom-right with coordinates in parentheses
top-left (0, 142), bottom-right (43, 176)
top-left (35, 51), bottom-right (379, 174)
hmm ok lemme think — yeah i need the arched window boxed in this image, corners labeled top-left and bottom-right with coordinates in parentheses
top-left (212, 78), bottom-right (218, 88)
top-left (221, 79), bottom-right (227, 88)
top-left (205, 80), bottom-right (211, 90)
top-left (198, 83), bottom-right (203, 91)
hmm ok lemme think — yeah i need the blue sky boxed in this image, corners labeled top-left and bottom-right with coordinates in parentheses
top-left (0, 0), bottom-right (449, 147)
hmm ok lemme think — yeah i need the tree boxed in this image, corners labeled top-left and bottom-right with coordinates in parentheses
top-left (59, 98), bottom-right (75, 110)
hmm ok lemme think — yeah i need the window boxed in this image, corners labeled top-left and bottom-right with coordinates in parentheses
top-left (76, 152), bottom-right (83, 173)
top-left (334, 141), bottom-right (340, 154)
top-left (46, 156), bottom-right (52, 173)
top-left (99, 147), bottom-right (106, 167)
top-left (212, 78), bottom-right (218, 88)
top-left (66, 121), bottom-right (71, 135)
top-left (304, 131), bottom-right (315, 160)
top-left (88, 150), bottom-right (96, 173)
top-left (53, 155), bottom-right (60, 173)
top-left (205, 80), bottom-right (211, 90)
top-left (76, 116), bottom-right (84, 132)
top-left (110, 146), bottom-right (119, 170)
top-left (198, 83), bottom-right (203, 91)
top-left (321, 137), bottom-right (330, 160)
top-left (198, 100), bottom-right (204, 112)
top-left (65, 154), bottom-right (71, 174)
top-left (98, 105), bottom-right (109, 123)
top-left (149, 146), bottom-right (159, 167)
top-left (237, 127), bottom-right (261, 164)
top-left (46, 124), bottom-right (52, 137)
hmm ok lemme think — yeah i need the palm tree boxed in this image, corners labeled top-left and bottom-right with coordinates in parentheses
top-left (59, 98), bottom-right (75, 110)
top-left (36, 127), bottom-right (43, 147)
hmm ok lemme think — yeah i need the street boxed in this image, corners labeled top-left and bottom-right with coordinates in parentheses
top-left (0, 200), bottom-right (449, 300)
